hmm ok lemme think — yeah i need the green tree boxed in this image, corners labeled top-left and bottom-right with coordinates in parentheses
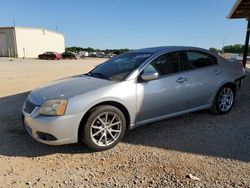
top-left (65, 47), bottom-right (130, 54)
top-left (83, 47), bottom-right (95, 52)
top-left (65, 46), bottom-right (84, 53)
top-left (209, 48), bottom-right (222, 54)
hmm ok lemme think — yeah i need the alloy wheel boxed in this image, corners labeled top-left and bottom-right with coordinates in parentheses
top-left (218, 87), bottom-right (234, 112)
top-left (90, 112), bottom-right (122, 147)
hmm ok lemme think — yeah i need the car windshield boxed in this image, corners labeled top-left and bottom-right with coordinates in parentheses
top-left (88, 52), bottom-right (153, 81)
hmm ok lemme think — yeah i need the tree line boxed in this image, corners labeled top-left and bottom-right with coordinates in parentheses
top-left (65, 47), bottom-right (130, 55)
top-left (209, 44), bottom-right (250, 54)
top-left (66, 44), bottom-right (250, 55)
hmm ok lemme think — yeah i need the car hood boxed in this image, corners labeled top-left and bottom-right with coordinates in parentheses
top-left (29, 75), bottom-right (116, 105)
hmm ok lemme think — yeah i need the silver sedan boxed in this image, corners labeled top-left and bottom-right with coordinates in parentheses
top-left (22, 46), bottom-right (245, 150)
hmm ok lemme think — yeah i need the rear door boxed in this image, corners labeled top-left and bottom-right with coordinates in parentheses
top-left (136, 51), bottom-right (190, 122)
top-left (182, 50), bottom-right (225, 109)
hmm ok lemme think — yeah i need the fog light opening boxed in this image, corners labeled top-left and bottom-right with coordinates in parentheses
top-left (37, 132), bottom-right (57, 141)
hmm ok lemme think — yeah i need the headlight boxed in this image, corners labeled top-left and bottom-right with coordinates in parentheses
top-left (39, 99), bottom-right (68, 116)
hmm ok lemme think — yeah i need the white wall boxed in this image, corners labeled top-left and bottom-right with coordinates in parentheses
top-left (15, 27), bottom-right (65, 58)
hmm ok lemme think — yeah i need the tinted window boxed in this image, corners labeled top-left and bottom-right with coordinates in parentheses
top-left (185, 51), bottom-right (217, 69)
top-left (144, 52), bottom-right (181, 76)
top-left (89, 52), bottom-right (152, 81)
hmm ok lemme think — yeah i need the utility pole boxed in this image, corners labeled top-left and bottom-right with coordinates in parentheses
top-left (13, 18), bottom-right (16, 26)
top-left (222, 38), bottom-right (226, 53)
top-left (242, 20), bottom-right (250, 68)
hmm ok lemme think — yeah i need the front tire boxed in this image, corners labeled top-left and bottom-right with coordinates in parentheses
top-left (82, 105), bottom-right (126, 151)
top-left (210, 85), bottom-right (235, 115)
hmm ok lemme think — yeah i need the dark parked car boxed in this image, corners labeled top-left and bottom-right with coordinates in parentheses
top-left (38, 52), bottom-right (62, 60)
top-left (62, 51), bottom-right (78, 59)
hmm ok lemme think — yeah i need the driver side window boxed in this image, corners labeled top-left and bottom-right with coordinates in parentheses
top-left (144, 52), bottom-right (181, 76)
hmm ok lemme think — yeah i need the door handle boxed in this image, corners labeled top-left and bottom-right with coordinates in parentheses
top-left (176, 77), bottom-right (187, 83)
top-left (214, 69), bottom-right (221, 75)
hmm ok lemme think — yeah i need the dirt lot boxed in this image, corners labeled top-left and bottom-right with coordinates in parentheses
top-left (0, 58), bottom-right (106, 97)
top-left (0, 58), bottom-right (250, 188)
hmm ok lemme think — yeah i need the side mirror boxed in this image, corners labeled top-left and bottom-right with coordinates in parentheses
top-left (141, 72), bottom-right (159, 81)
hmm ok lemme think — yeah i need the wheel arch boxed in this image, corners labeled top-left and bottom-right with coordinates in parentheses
top-left (77, 101), bottom-right (131, 142)
top-left (210, 81), bottom-right (237, 115)
top-left (208, 81), bottom-right (236, 106)
top-left (219, 82), bottom-right (236, 93)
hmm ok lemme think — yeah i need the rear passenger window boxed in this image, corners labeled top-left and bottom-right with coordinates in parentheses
top-left (144, 52), bottom-right (181, 76)
top-left (186, 51), bottom-right (217, 69)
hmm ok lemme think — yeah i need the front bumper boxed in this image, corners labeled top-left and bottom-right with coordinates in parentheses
top-left (22, 105), bottom-right (83, 145)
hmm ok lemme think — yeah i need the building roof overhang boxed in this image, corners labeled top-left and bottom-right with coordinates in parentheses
top-left (227, 0), bottom-right (250, 19)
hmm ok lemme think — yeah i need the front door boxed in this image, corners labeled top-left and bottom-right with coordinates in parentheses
top-left (136, 51), bottom-right (190, 123)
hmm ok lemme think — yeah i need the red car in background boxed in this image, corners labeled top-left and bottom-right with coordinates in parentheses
top-left (38, 52), bottom-right (62, 60)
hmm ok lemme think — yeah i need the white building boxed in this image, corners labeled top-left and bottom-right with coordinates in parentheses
top-left (0, 27), bottom-right (65, 58)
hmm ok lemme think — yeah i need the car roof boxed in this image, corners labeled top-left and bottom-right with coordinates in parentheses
top-left (64, 51), bottom-right (76, 54)
top-left (44, 51), bottom-right (56, 53)
top-left (132, 46), bottom-right (210, 54)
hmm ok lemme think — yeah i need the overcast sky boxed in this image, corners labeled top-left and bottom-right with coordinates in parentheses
top-left (0, 0), bottom-right (247, 49)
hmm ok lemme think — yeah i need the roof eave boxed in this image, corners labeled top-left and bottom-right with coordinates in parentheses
top-left (227, 0), bottom-right (243, 19)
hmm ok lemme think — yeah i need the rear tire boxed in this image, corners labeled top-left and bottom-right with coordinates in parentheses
top-left (82, 105), bottom-right (126, 151)
top-left (210, 84), bottom-right (235, 115)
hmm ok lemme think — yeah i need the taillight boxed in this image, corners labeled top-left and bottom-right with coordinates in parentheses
top-left (239, 61), bottom-right (246, 75)
top-left (238, 61), bottom-right (244, 69)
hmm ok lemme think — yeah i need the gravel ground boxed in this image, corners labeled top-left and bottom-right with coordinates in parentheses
top-left (0, 59), bottom-right (249, 188)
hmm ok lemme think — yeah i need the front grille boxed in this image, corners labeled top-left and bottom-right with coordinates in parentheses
top-left (24, 100), bottom-right (37, 114)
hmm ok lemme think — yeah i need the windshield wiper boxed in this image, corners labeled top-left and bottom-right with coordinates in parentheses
top-left (88, 72), bottom-right (109, 80)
